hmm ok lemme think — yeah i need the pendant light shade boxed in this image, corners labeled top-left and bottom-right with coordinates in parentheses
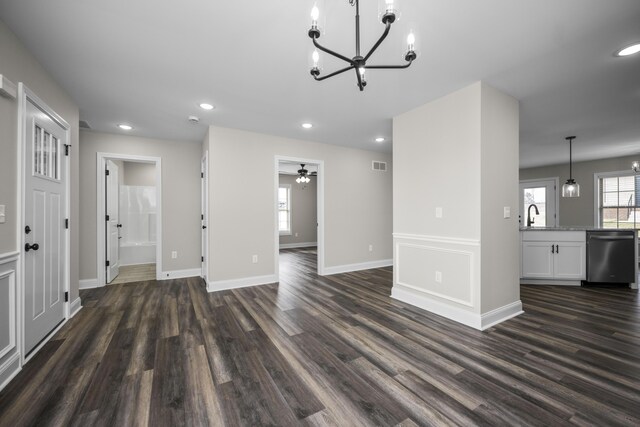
top-left (562, 136), bottom-right (580, 198)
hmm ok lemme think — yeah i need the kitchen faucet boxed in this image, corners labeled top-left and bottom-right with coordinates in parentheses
top-left (527, 204), bottom-right (540, 227)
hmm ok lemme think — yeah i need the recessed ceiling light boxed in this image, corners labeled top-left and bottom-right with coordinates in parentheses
top-left (118, 124), bottom-right (133, 130)
top-left (302, 123), bottom-right (313, 129)
top-left (199, 103), bottom-right (214, 110)
top-left (616, 43), bottom-right (640, 57)
top-left (375, 137), bottom-right (385, 143)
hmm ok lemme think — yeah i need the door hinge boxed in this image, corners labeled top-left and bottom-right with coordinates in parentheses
top-left (106, 214), bottom-right (110, 221)
top-left (201, 214), bottom-right (204, 220)
top-left (65, 218), bottom-right (69, 229)
top-left (201, 256), bottom-right (204, 262)
top-left (105, 169), bottom-right (110, 176)
top-left (106, 260), bottom-right (110, 267)
top-left (201, 172), bottom-right (204, 178)
top-left (64, 144), bottom-right (71, 156)
top-left (65, 291), bottom-right (69, 302)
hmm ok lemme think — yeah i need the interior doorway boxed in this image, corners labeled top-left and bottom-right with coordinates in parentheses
top-left (274, 157), bottom-right (325, 281)
top-left (96, 153), bottom-right (162, 286)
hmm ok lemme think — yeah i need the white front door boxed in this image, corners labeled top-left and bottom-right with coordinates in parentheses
top-left (201, 153), bottom-right (209, 279)
top-left (519, 178), bottom-right (558, 227)
top-left (23, 94), bottom-right (68, 356)
top-left (106, 160), bottom-right (120, 283)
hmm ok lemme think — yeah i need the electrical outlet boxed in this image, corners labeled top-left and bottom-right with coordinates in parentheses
top-left (368, 244), bottom-right (373, 252)
top-left (295, 232), bottom-right (299, 237)
top-left (0, 204), bottom-right (5, 224)
top-left (435, 207), bottom-right (443, 218)
top-left (252, 255), bottom-right (258, 264)
top-left (435, 271), bottom-right (442, 283)
top-left (171, 251), bottom-right (177, 259)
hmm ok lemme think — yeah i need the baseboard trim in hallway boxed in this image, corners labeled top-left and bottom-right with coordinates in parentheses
top-left (207, 274), bottom-right (277, 292)
top-left (323, 258), bottom-right (392, 275)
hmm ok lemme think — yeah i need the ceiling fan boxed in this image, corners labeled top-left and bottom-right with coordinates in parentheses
top-left (296, 164), bottom-right (316, 183)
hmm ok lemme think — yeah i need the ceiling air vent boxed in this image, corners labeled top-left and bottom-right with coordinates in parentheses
top-left (79, 120), bottom-right (92, 129)
top-left (372, 161), bottom-right (387, 171)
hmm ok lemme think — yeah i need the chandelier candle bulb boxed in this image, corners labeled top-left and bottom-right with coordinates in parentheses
top-left (311, 5), bottom-right (319, 26)
top-left (312, 50), bottom-right (320, 67)
top-left (407, 32), bottom-right (415, 51)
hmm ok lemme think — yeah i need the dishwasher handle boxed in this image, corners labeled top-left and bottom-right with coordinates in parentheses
top-left (589, 235), bottom-right (634, 241)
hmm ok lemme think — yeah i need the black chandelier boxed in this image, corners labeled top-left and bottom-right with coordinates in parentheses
top-left (308, 0), bottom-right (417, 91)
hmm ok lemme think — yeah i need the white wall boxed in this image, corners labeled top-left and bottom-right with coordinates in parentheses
top-left (392, 82), bottom-right (521, 330)
top-left (279, 174), bottom-right (317, 247)
top-left (520, 154), bottom-right (640, 226)
top-left (123, 161), bottom-right (156, 186)
top-left (79, 131), bottom-right (202, 280)
top-left (203, 125), bottom-right (392, 288)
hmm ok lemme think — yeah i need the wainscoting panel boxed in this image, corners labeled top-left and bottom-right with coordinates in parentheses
top-left (392, 234), bottom-right (481, 328)
top-left (0, 252), bottom-right (20, 392)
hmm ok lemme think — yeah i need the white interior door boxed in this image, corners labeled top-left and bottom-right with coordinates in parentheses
top-left (106, 160), bottom-right (120, 283)
top-left (519, 178), bottom-right (558, 227)
top-left (23, 96), bottom-right (67, 356)
top-left (201, 153), bottom-right (209, 279)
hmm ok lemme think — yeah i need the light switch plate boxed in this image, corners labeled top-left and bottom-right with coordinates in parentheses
top-left (503, 206), bottom-right (511, 219)
top-left (0, 204), bottom-right (5, 223)
top-left (435, 207), bottom-right (443, 218)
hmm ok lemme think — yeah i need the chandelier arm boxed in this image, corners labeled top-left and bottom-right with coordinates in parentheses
top-left (314, 65), bottom-right (355, 81)
top-left (363, 21), bottom-right (392, 62)
top-left (366, 60), bottom-right (414, 70)
top-left (312, 37), bottom-right (354, 65)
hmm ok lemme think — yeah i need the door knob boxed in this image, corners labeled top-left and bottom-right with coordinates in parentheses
top-left (25, 243), bottom-right (40, 252)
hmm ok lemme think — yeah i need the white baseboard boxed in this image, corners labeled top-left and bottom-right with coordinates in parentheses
top-left (0, 352), bottom-right (21, 393)
top-left (391, 285), bottom-right (481, 329)
top-left (79, 278), bottom-right (99, 289)
top-left (279, 242), bottom-right (317, 249)
top-left (323, 259), bottom-right (392, 276)
top-left (207, 274), bottom-right (277, 293)
top-left (480, 301), bottom-right (523, 330)
top-left (70, 297), bottom-right (82, 318)
top-left (392, 285), bottom-right (523, 331)
top-left (159, 268), bottom-right (201, 280)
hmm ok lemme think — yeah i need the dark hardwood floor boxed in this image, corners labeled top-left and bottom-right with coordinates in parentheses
top-left (1, 247), bottom-right (640, 426)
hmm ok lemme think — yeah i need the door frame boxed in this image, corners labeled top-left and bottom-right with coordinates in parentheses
top-left (201, 151), bottom-right (209, 280)
top-left (96, 153), bottom-right (162, 286)
top-left (17, 83), bottom-right (71, 364)
top-left (519, 177), bottom-right (560, 227)
top-left (273, 155), bottom-right (325, 279)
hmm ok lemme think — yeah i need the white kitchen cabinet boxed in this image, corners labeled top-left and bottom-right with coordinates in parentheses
top-left (521, 231), bottom-right (586, 281)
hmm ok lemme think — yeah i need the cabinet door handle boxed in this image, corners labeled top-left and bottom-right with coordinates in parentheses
top-left (556, 244), bottom-right (559, 253)
top-left (551, 244), bottom-right (555, 254)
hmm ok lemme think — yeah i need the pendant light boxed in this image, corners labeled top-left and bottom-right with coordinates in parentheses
top-left (562, 136), bottom-right (580, 198)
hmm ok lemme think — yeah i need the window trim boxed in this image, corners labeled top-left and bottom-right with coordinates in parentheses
top-left (278, 184), bottom-right (292, 236)
top-left (593, 170), bottom-right (639, 229)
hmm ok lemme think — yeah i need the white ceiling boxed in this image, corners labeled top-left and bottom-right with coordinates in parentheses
top-left (1, 0), bottom-right (639, 168)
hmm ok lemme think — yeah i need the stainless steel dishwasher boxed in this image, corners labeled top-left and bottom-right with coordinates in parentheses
top-left (586, 230), bottom-right (636, 284)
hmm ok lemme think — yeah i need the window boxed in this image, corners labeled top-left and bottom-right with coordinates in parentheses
top-left (278, 185), bottom-right (291, 235)
top-left (33, 124), bottom-right (61, 180)
top-left (597, 173), bottom-right (640, 229)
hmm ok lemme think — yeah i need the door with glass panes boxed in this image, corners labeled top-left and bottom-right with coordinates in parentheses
top-left (519, 179), bottom-right (558, 227)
